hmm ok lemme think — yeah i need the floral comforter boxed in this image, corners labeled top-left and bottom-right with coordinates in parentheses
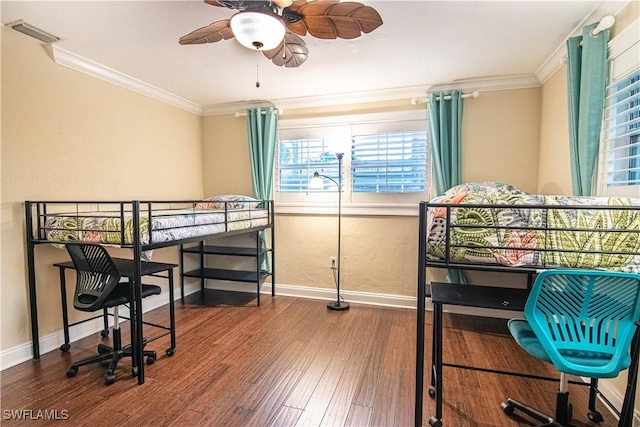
top-left (45, 208), bottom-right (269, 247)
top-left (426, 183), bottom-right (640, 273)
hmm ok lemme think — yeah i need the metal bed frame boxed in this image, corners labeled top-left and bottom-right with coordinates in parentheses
top-left (24, 199), bottom-right (275, 385)
top-left (414, 200), bottom-right (640, 426)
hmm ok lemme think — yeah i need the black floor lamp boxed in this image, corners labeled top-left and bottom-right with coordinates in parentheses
top-left (310, 152), bottom-right (349, 311)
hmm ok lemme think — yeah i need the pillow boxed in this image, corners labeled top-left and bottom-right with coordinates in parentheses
top-left (196, 195), bottom-right (260, 210)
top-left (443, 182), bottom-right (529, 196)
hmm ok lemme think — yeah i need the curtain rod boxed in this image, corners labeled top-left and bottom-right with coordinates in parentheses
top-left (579, 15), bottom-right (615, 46)
top-left (234, 109), bottom-right (284, 118)
top-left (560, 15), bottom-right (615, 64)
top-left (410, 90), bottom-right (479, 106)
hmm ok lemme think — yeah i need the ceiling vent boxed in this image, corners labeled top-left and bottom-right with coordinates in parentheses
top-left (6, 20), bottom-right (60, 44)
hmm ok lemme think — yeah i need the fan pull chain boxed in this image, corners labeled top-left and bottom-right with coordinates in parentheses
top-left (283, 36), bottom-right (287, 60)
top-left (255, 49), bottom-right (260, 88)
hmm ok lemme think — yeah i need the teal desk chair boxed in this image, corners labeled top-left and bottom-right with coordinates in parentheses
top-left (502, 269), bottom-right (640, 426)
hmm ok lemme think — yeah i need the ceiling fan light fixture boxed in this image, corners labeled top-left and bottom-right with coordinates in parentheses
top-left (230, 10), bottom-right (286, 51)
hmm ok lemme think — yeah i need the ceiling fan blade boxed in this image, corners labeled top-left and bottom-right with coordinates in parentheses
top-left (204, 0), bottom-right (226, 6)
top-left (262, 32), bottom-right (308, 67)
top-left (179, 19), bottom-right (235, 45)
top-left (273, 0), bottom-right (293, 7)
top-left (293, 1), bottom-right (383, 39)
top-left (204, 0), bottom-right (271, 10)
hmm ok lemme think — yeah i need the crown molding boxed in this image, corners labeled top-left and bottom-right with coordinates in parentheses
top-left (51, 45), bottom-right (203, 115)
top-left (50, 48), bottom-right (550, 118)
top-left (535, 1), bottom-right (632, 85)
top-left (426, 74), bottom-right (540, 93)
top-left (202, 75), bottom-right (543, 116)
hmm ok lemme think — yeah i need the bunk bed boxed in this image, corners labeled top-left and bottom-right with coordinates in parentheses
top-left (414, 182), bottom-right (640, 426)
top-left (25, 198), bottom-right (275, 385)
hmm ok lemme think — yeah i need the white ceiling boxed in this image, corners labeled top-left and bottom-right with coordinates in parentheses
top-left (1, 1), bottom-right (628, 114)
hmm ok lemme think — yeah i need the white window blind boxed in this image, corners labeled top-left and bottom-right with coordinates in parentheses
top-left (277, 138), bottom-right (339, 192)
top-left (351, 131), bottom-right (427, 193)
top-left (603, 68), bottom-right (640, 188)
top-left (597, 18), bottom-right (640, 197)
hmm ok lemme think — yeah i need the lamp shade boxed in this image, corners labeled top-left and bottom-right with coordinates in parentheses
top-left (230, 10), bottom-right (286, 51)
top-left (309, 171), bottom-right (323, 189)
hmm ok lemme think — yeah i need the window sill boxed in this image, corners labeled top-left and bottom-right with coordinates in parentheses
top-left (275, 201), bottom-right (420, 216)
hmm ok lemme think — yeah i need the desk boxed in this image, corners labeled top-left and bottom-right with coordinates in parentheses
top-left (416, 282), bottom-right (638, 427)
top-left (425, 282), bottom-right (528, 427)
top-left (53, 258), bottom-right (177, 374)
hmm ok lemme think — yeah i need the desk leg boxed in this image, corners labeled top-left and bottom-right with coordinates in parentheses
top-left (619, 329), bottom-right (639, 427)
top-left (169, 268), bottom-right (176, 353)
top-left (429, 302), bottom-right (443, 427)
top-left (59, 267), bottom-right (71, 352)
top-left (133, 275), bottom-right (145, 384)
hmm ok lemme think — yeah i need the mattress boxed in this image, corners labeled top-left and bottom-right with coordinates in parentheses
top-left (426, 182), bottom-right (640, 273)
top-left (44, 208), bottom-right (269, 247)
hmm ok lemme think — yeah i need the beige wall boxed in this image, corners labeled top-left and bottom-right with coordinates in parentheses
top-left (537, 66), bottom-right (572, 194)
top-left (1, 28), bottom-right (203, 352)
top-left (463, 88), bottom-right (540, 193)
top-left (201, 89), bottom-right (542, 298)
top-left (202, 114), bottom-right (253, 197)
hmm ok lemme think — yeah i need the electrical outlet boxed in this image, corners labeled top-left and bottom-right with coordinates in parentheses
top-left (330, 256), bottom-right (337, 269)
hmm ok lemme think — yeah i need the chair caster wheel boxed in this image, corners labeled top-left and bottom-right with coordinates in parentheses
top-left (166, 348), bottom-right (175, 356)
top-left (100, 329), bottom-right (109, 337)
top-left (60, 343), bottom-right (71, 352)
top-left (105, 373), bottom-right (116, 385)
top-left (66, 367), bottom-right (78, 377)
top-left (132, 366), bottom-right (138, 377)
top-left (501, 402), bottom-right (515, 416)
top-left (588, 410), bottom-right (603, 423)
top-left (428, 386), bottom-right (436, 399)
top-left (146, 356), bottom-right (156, 365)
top-left (428, 416), bottom-right (442, 427)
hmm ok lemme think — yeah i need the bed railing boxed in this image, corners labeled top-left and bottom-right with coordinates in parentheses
top-left (421, 201), bottom-right (640, 273)
top-left (25, 199), bottom-right (274, 250)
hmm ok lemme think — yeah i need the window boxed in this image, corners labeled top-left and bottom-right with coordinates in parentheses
top-left (351, 131), bottom-right (427, 193)
top-left (276, 110), bottom-right (428, 214)
top-left (602, 68), bottom-right (640, 189)
top-left (278, 138), bottom-right (339, 193)
top-left (597, 19), bottom-right (640, 197)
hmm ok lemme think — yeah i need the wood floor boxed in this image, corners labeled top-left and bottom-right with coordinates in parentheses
top-left (0, 290), bottom-right (624, 426)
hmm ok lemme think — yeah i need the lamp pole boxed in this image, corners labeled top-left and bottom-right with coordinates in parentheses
top-left (328, 152), bottom-right (349, 311)
top-left (311, 152), bottom-right (349, 311)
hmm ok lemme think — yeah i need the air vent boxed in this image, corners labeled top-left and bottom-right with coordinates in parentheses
top-left (6, 20), bottom-right (60, 44)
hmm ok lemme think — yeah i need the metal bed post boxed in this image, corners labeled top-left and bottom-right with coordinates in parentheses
top-left (415, 201), bottom-right (427, 427)
top-left (25, 201), bottom-right (40, 359)
top-left (132, 201), bottom-right (145, 384)
top-left (271, 200), bottom-right (275, 297)
top-left (255, 230), bottom-right (261, 306)
top-left (179, 244), bottom-right (185, 302)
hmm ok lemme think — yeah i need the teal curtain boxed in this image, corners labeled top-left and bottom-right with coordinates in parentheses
top-left (428, 91), bottom-right (463, 196)
top-left (247, 106), bottom-right (278, 271)
top-left (428, 91), bottom-right (465, 284)
top-left (567, 22), bottom-right (608, 196)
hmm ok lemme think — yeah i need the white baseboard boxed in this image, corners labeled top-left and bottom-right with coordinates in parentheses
top-left (3, 280), bottom-right (638, 424)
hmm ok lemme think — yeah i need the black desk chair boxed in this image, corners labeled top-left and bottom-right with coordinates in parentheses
top-left (502, 269), bottom-right (640, 426)
top-left (64, 243), bottom-right (160, 385)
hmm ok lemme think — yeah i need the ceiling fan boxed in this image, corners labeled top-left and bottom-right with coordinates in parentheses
top-left (179, 0), bottom-right (383, 68)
